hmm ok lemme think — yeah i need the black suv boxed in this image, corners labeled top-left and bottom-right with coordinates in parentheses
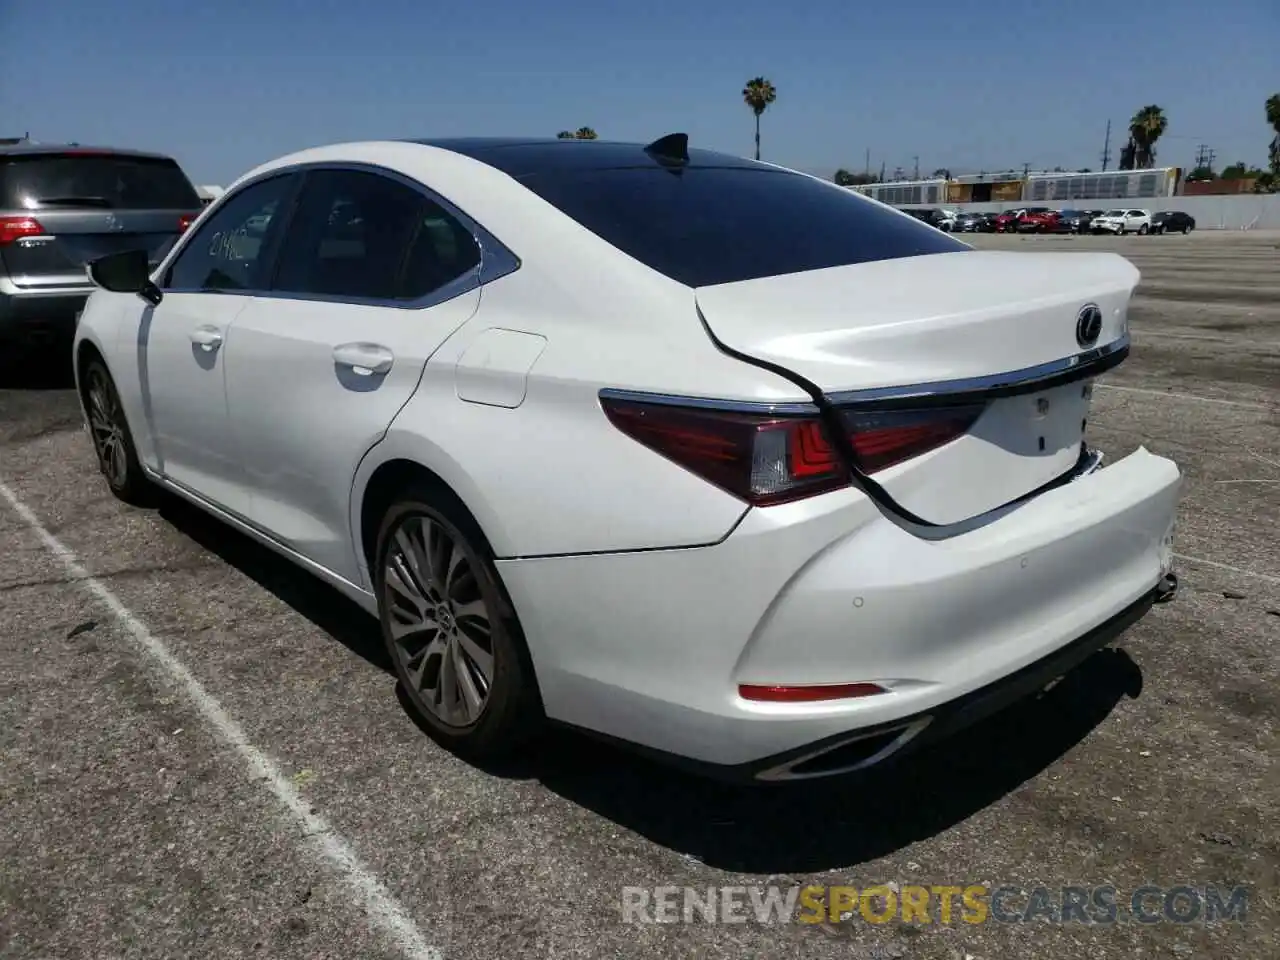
top-left (0, 144), bottom-right (202, 349)
top-left (1150, 211), bottom-right (1196, 235)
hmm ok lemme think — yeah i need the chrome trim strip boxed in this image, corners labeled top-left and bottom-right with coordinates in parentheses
top-left (158, 160), bottom-right (521, 310)
top-left (827, 333), bottom-right (1129, 408)
top-left (597, 387), bottom-right (818, 416)
top-left (754, 717), bottom-right (932, 782)
top-left (598, 335), bottom-right (1128, 419)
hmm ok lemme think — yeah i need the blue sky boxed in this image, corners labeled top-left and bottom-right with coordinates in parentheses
top-left (2, 0), bottom-right (1276, 186)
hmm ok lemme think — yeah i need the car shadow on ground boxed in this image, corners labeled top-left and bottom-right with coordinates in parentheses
top-left (155, 491), bottom-right (394, 674)
top-left (155, 486), bottom-right (1146, 874)
top-left (478, 650), bottom-right (1144, 873)
top-left (0, 343), bottom-right (76, 390)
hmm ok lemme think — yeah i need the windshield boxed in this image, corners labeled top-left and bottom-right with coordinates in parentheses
top-left (0, 153), bottom-right (201, 210)
top-left (517, 166), bottom-right (968, 287)
top-left (1103, 209), bottom-right (1124, 217)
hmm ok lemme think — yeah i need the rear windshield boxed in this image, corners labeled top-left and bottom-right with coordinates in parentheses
top-left (0, 153), bottom-right (201, 210)
top-left (516, 166), bottom-right (968, 287)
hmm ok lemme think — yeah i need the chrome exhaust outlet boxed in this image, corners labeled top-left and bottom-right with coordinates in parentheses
top-left (1154, 572), bottom-right (1178, 604)
top-left (754, 718), bottom-right (931, 782)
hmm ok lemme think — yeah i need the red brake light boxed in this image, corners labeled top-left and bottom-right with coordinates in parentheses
top-left (739, 682), bottom-right (886, 702)
top-left (178, 213), bottom-right (196, 232)
top-left (840, 405), bottom-right (985, 473)
top-left (0, 216), bottom-right (45, 246)
top-left (600, 395), bottom-right (986, 506)
top-left (599, 397), bottom-right (846, 506)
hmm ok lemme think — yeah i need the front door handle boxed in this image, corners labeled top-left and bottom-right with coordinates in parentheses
top-left (189, 325), bottom-right (223, 351)
top-left (332, 343), bottom-right (394, 376)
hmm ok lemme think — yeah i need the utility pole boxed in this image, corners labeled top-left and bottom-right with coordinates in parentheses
top-left (1193, 143), bottom-right (1216, 172)
top-left (1022, 162), bottom-right (1030, 179)
top-left (1101, 119), bottom-right (1111, 171)
top-left (912, 155), bottom-right (919, 179)
top-left (864, 148), bottom-right (870, 177)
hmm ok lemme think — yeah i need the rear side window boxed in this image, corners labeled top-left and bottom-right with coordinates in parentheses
top-left (271, 169), bottom-right (480, 301)
top-left (517, 167), bottom-right (968, 287)
top-left (0, 153), bottom-right (201, 210)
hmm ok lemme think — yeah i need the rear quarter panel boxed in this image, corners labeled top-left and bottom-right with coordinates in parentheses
top-left (348, 266), bottom-right (813, 568)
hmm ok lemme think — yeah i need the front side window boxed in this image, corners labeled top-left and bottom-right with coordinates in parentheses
top-left (163, 174), bottom-right (296, 291)
top-left (271, 169), bottom-right (480, 302)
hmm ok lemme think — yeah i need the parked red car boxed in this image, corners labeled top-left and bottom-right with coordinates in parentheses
top-left (994, 207), bottom-right (1051, 233)
top-left (994, 210), bottom-right (1021, 233)
top-left (1017, 209), bottom-right (1060, 233)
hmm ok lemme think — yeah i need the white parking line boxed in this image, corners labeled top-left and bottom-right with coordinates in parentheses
top-left (1175, 553), bottom-right (1280, 586)
top-left (0, 479), bottom-right (444, 960)
top-left (1096, 383), bottom-right (1273, 409)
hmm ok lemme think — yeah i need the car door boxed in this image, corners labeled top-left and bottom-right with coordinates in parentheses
top-left (222, 166), bottom-right (485, 583)
top-left (142, 171), bottom-right (301, 513)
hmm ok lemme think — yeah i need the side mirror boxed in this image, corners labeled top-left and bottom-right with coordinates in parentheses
top-left (88, 249), bottom-right (163, 306)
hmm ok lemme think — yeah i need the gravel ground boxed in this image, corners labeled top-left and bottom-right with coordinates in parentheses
top-left (1, 229), bottom-right (1276, 959)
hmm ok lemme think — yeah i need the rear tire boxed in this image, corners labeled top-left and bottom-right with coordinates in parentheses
top-left (1138, 224), bottom-right (1149, 235)
top-left (374, 489), bottom-right (543, 760)
top-left (82, 359), bottom-right (153, 506)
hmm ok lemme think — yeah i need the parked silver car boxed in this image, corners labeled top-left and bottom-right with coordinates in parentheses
top-left (0, 144), bottom-right (202, 350)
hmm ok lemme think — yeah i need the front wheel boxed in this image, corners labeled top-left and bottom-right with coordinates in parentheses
top-left (83, 359), bottom-right (152, 505)
top-left (375, 493), bottom-right (542, 760)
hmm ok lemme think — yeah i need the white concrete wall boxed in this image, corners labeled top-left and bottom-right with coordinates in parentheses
top-left (898, 193), bottom-right (1280, 229)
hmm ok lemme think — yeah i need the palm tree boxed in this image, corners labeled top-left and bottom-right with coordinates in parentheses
top-left (1266, 93), bottom-right (1280, 175)
top-left (742, 77), bottom-right (777, 161)
top-left (1128, 105), bottom-right (1168, 169)
top-left (556, 127), bottom-right (598, 140)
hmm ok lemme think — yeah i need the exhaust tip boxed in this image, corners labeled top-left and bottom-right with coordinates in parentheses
top-left (754, 718), bottom-right (931, 781)
top-left (1154, 572), bottom-right (1178, 604)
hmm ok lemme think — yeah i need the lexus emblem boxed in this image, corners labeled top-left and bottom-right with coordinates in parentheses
top-left (1075, 303), bottom-right (1103, 347)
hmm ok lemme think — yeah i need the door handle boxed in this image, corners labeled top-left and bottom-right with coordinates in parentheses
top-left (332, 343), bottom-right (394, 376)
top-left (189, 326), bottom-right (223, 351)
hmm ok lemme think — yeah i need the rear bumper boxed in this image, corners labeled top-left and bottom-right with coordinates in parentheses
top-left (498, 446), bottom-right (1181, 779)
top-left (0, 282), bottom-right (91, 339)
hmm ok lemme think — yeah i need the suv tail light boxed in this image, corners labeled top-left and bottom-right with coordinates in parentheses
top-left (0, 216), bottom-right (45, 246)
top-left (178, 213), bottom-right (196, 232)
top-left (601, 394), bottom-right (986, 506)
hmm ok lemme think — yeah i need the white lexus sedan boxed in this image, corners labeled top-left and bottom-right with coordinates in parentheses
top-left (73, 135), bottom-right (1181, 781)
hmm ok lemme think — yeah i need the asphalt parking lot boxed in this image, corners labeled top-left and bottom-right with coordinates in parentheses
top-left (1, 230), bottom-right (1276, 960)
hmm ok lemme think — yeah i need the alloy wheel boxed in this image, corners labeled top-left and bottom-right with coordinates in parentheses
top-left (87, 368), bottom-right (128, 487)
top-left (383, 515), bottom-right (495, 728)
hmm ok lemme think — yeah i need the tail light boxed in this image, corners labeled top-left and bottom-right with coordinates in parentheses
top-left (600, 395), bottom-right (986, 507)
top-left (840, 404), bottom-right (986, 473)
top-left (178, 213), bottom-right (196, 232)
top-left (0, 216), bottom-right (45, 246)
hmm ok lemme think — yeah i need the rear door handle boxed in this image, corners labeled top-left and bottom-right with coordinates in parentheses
top-left (189, 325), bottom-right (223, 351)
top-left (332, 342), bottom-right (394, 376)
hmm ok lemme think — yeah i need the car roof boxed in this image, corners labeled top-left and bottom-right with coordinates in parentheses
top-left (0, 142), bottom-right (176, 161)
top-left (404, 137), bottom-right (764, 178)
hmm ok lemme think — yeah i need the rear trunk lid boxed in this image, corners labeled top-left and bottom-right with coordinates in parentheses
top-left (695, 249), bottom-right (1138, 526)
top-left (0, 151), bottom-right (200, 289)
